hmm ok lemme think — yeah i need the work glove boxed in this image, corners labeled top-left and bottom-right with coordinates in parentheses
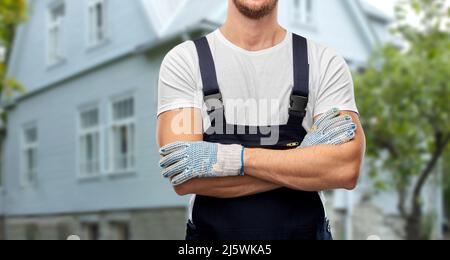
top-left (159, 142), bottom-right (244, 186)
top-left (300, 108), bottom-right (357, 148)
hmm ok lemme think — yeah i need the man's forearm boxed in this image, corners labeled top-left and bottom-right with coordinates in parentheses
top-left (244, 112), bottom-right (365, 191)
top-left (174, 176), bottom-right (281, 199)
top-left (244, 144), bottom-right (361, 191)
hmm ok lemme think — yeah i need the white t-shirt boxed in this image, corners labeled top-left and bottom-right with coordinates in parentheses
top-left (157, 29), bottom-right (358, 130)
top-left (158, 30), bottom-right (359, 221)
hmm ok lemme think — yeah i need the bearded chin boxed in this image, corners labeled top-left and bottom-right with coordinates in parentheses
top-left (233, 0), bottom-right (278, 20)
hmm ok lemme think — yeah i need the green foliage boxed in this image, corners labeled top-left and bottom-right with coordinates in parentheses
top-left (0, 0), bottom-right (27, 49)
top-left (420, 212), bottom-right (437, 240)
top-left (0, 0), bottom-right (27, 99)
top-left (354, 0), bottom-right (449, 238)
top-left (354, 0), bottom-right (450, 190)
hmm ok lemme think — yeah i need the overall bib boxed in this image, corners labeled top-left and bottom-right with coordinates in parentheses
top-left (187, 34), bottom-right (332, 240)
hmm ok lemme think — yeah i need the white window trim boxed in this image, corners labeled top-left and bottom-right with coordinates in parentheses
top-left (20, 123), bottom-right (38, 188)
top-left (86, 0), bottom-right (109, 49)
top-left (107, 93), bottom-right (137, 176)
top-left (46, 1), bottom-right (66, 68)
top-left (291, 0), bottom-right (316, 29)
top-left (76, 103), bottom-right (103, 180)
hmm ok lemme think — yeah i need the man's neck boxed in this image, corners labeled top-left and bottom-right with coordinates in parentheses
top-left (220, 5), bottom-right (286, 52)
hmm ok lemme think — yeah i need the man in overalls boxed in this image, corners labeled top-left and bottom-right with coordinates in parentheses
top-left (157, 0), bottom-right (366, 240)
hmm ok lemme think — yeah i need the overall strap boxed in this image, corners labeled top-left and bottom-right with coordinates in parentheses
top-left (288, 34), bottom-right (310, 126)
top-left (193, 37), bottom-right (223, 115)
top-left (194, 34), bottom-right (310, 129)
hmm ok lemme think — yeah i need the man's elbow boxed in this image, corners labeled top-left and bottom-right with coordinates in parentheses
top-left (341, 137), bottom-right (365, 190)
top-left (343, 169), bottom-right (360, 190)
top-left (342, 161), bottom-right (362, 190)
top-left (173, 183), bottom-right (191, 196)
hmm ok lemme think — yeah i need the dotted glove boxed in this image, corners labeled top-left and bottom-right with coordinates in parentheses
top-left (301, 108), bottom-right (357, 148)
top-left (159, 142), bottom-right (244, 186)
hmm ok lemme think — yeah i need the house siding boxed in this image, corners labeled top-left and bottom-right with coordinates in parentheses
top-left (4, 53), bottom-right (188, 216)
top-left (278, 0), bottom-right (373, 64)
top-left (7, 0), bottom-right (155, 95)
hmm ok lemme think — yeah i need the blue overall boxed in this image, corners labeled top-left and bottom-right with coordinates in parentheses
top-left (186, 34), bottom-right (332, 240)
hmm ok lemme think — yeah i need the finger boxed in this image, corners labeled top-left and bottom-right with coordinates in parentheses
top-left (159, 148), bottom-right (187, 168)
top-left (326, 123), bottom-right (357, 140)
top-left (329, 131), bottom-right (356, 145)
top-left (320, 115), bottom-right (352, 133)
top-left (159, 142), bottom-right (189, 156)
top-left (313, 108), bottom-right (339, 129)
top-left (162, 158), bottom-right (188, 179)
top-left (172, 169), bottom-right (195, 186)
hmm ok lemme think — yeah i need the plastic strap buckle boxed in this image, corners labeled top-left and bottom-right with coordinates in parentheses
top-left (204, 93), bottom-right (224, 113)
top-left (289, 95), bottom-right (308, 116)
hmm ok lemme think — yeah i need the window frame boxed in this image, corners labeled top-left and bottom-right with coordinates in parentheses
top-left (77, 103), bottom-right (102, 180)
top-left (107, 93), bottom-right (136, 175)
top-left (291, 0), bottom-right (316, 28)
top-left (46, 1), bottom-right (66, 67)
top-left (87, 0), bottom-right (108, 49)
top-left (109, 221), bottom-right (131, 240)
top-left (20, 123), bottom-right (39, 188)
top-left (82, 222), bottom-right (101, 240)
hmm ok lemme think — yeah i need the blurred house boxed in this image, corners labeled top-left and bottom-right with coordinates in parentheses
top-left (0, 0), bottom-right (440, 240)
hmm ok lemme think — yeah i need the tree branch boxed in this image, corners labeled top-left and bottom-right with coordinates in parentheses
top-left (397, 184), bottom-right (408, 218)
top-left (412, 132), bottom-right (447, 203)
top-left (444, 133), bottom-right (450, 147)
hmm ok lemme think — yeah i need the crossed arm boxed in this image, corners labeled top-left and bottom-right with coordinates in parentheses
top-left (157, 108), bottom-right (365, 198)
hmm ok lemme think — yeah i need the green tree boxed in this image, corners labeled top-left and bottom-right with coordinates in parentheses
top-left (354, 0), bottom-right (450, 240)
top-left (0, 0), bottom-right (27, 187)
top-left (0, 0), bottom-right (26, 98)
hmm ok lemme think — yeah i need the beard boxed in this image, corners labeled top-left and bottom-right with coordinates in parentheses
top-left (232, 0), bottom-right (278, 20)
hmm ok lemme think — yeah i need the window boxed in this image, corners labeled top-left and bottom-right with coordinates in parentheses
top-left (22, 125), bottom-right (38, 186)
top-left (48, 2), bottom-right (65, 65)
top-left (82, 223), bottom-right (100, 240)
top-left (25, 224), bottom-right (39, 240)
top-left (110, 222), bottom-right (130, 240)
top-left (78, 107), bottom-right (101, 177)
top-left (88, 0), bottom-right (107, 47)
top-left (110, 97), bottom-right (135, 173)
top-left (292, 0), bottom-right (314, 26)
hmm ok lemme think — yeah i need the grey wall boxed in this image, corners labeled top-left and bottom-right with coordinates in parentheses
top-left (3, 52), bottom-right (188, 216)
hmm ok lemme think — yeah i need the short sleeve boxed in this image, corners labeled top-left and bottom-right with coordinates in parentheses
top-left (157, 41), bottom-right (203, 116)
top-left (313, 47), bottom-right (359, 118)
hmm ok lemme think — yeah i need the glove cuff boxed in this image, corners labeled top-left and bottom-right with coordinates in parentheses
top-left (213, 144), bottom-right (244, 177)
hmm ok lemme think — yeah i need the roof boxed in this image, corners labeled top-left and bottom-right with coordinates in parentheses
top-left (141, 0), bottom-right (226, 39)
top-left (360, 1), bottom-right (395, 23)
